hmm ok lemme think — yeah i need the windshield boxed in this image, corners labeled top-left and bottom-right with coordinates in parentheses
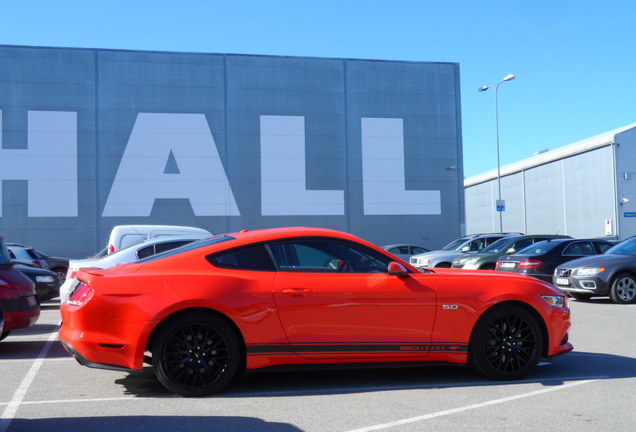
top-left (441, 238), bottom-right (469, 251)
top-left (517, 240), bottom-right (559, 255)
top-left (604, 237), bottom-right (636, 256)
top-left (0, 237), bottom-right (12, 265)
top-left (480, 237), bottom-right (514, 254)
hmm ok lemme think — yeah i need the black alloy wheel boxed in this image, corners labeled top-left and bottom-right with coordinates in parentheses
top-left (610, 273), bottom-right (636, 304)
top-left (152, 311), bottom-right (240, 397)
top-left (469, 304), bottom-right (543, 380)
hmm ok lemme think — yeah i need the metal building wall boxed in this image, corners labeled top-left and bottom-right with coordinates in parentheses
top-left (465, 146), bottom-right (617, 239)
top-left (0, 45), bottom-right (464, 258)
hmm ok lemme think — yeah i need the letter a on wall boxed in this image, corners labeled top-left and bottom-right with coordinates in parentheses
top-left (103, 113), bottom-right (239, 216)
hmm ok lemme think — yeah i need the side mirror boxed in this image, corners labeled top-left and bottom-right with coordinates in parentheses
top-left (461, 246), bottom-right (470, 252)
top-left (506, 248), bottom-right (516, 255)
top-left (388, 261), bottom-right (409, 277)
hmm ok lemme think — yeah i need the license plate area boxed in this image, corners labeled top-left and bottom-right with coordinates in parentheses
top-left (556, 278), bottom-right (569, 286)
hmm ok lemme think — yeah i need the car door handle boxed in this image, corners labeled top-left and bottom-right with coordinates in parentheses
top-left (281, 288), bottom-right (314, 296)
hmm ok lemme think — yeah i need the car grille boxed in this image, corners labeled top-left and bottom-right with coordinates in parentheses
top-left (555, 268), bottom-right (572, 277)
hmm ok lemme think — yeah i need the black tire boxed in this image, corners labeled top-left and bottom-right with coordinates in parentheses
top-left (0, 331), bottom-right (10, 341)
top-left (569, 292), bottom-right (592, 301)
top-left (435, 262), bottom-right (452, 268)
top-left (480, 264), bottom-right (496, 271)
top-left (610, 273), bottom-right (636, 304)
top-left (152, 311), bottom-right (240, 397)
top-left (469, 304), bottom-right (543, 380)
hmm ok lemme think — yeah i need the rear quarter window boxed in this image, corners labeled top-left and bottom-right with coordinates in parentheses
top-left (207, 244), bottom-right (276, 271)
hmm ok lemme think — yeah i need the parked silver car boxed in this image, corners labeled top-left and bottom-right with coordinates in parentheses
top-left (410, 233), bottom-right (514, 269)
top-left (60, 235), bottom-right (208, 303)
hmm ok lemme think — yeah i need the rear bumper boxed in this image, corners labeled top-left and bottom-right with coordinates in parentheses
top-left (60, 339), bottom-right (136, 373)
top-left (0, 296), bottom-right (40, 332)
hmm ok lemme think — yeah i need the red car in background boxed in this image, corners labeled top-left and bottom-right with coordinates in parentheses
top-left (0, 237), bottom-right (40, 341)
top-left (59, 227), bottom-right (573, 396)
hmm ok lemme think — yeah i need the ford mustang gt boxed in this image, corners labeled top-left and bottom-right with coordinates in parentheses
top-left (59, 227), bottom-right (572, 396)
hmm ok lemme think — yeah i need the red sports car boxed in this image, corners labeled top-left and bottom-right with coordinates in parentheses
top-left (59, 227), bottom-right (572, 396)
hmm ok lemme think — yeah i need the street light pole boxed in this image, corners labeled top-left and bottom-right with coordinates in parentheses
top-left (478, 74), bottom-right (515, 233)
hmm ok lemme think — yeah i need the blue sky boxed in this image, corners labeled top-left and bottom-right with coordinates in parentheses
top-left (1, 0), bottom-right (634, 177)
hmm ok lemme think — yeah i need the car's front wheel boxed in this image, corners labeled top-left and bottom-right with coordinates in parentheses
top-left (152, 311), bottom-right (241, 397)
top-left (610, 273), bottom-right (636, 304)
top-left (469, 304), bottom-right (543, 380)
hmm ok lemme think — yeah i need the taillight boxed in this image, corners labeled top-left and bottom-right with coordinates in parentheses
top-left (32, 261), bottom-right (43, 268)
top-left (66, 268), bottom-right (77, 279)
top-left (108, 244), bottom-right (115, 254)
top-left (67, 282), bottom-right (93, 306)
top-left (518, 260), bottom-right (542, 269)
top-left (495, 261), bottom-right (501, 268)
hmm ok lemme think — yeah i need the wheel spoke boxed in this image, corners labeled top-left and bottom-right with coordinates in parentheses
top-left (161, 322), bottom-right (231, 391)
top-left (481, 314), bottom-right (538, 375)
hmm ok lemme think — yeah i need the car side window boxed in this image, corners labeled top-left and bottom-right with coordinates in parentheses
top-left (412, 246), bottom-right (428, 254)
top-left (154, 240), bottom-right (192, 255)
top-left (595, 242), bottom-right (613, 254)
top-left (389, 246), bottom-right (409, 255)
top-left (564, 241), bottom-right (594, 256)
top-left (207, 244), bottom-right (277, 271)
top-left (485, 236), bottom-right (503, 246)
top-left (513, 238), bottom-right (533, 252)
top-left (268, 238), bottom-right (393, 273)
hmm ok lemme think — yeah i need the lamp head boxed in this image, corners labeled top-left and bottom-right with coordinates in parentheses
top-left (503, 74), bottom-right (515, 82)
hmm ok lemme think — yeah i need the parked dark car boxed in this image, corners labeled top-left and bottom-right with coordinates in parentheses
top-left (7, 243), bottom-right (69, 281)
top-left (452, 234), bottom-right (572, 270)
top-left (0, 237), bottom-right (40, 341)
top-left (13, 263), bottom-right (61, 300)
top-left (553, 237), bottom-right (636, 304)
top-left (496, 238), bottom-right (615, 282)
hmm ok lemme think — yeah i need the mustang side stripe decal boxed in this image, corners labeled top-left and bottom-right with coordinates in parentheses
top-left (246, 343), bottom-right (468, 356)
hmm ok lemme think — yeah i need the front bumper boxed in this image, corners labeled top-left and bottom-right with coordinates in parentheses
top-left (553, 276), bottom-right (608, 295)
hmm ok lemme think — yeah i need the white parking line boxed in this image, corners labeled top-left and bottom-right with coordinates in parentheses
top-left (0, 329), bottom-right (59, 432)
top-left (344, 378), bottom-right (602, 432)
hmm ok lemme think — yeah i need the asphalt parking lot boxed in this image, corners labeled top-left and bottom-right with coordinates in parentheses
top-left (1, 298), bottom-right (635, 432)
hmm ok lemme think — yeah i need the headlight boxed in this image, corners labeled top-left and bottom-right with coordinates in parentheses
top-left (465, 258), bottom-right (478, 266)
top-left (411, 257), bottom-right (430, 266)
top-left (542, 295), bottom-right (566, 308)
top-left (576, 267), bottom-right (604, 277)
top-left (35, 275), bottom-right (54, 283)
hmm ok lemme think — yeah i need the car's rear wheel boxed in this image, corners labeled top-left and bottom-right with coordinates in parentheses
top-left (569, 292), bottom-right (592, 301)
top-left (469, 304), bottom-right (543, 380)
top-left (152, 311), bottom-right (240, 397)
top-left (0, 331), bottom-right (10, 341)
top-left (610, 273), bottom-right (636, 304)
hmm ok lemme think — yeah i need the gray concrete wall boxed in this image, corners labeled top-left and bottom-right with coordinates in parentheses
top-left (0, 46), bottom-right (464, 258)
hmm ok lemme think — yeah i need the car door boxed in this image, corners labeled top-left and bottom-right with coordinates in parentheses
top-left (269, 238), bottom-right (437, 359)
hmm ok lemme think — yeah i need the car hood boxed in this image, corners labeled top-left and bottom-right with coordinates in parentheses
top-left (558, 254), bottom-right (636, 268)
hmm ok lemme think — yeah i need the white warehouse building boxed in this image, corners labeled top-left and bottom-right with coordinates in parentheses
top-left (464, 123), bottom-right (636, 240)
